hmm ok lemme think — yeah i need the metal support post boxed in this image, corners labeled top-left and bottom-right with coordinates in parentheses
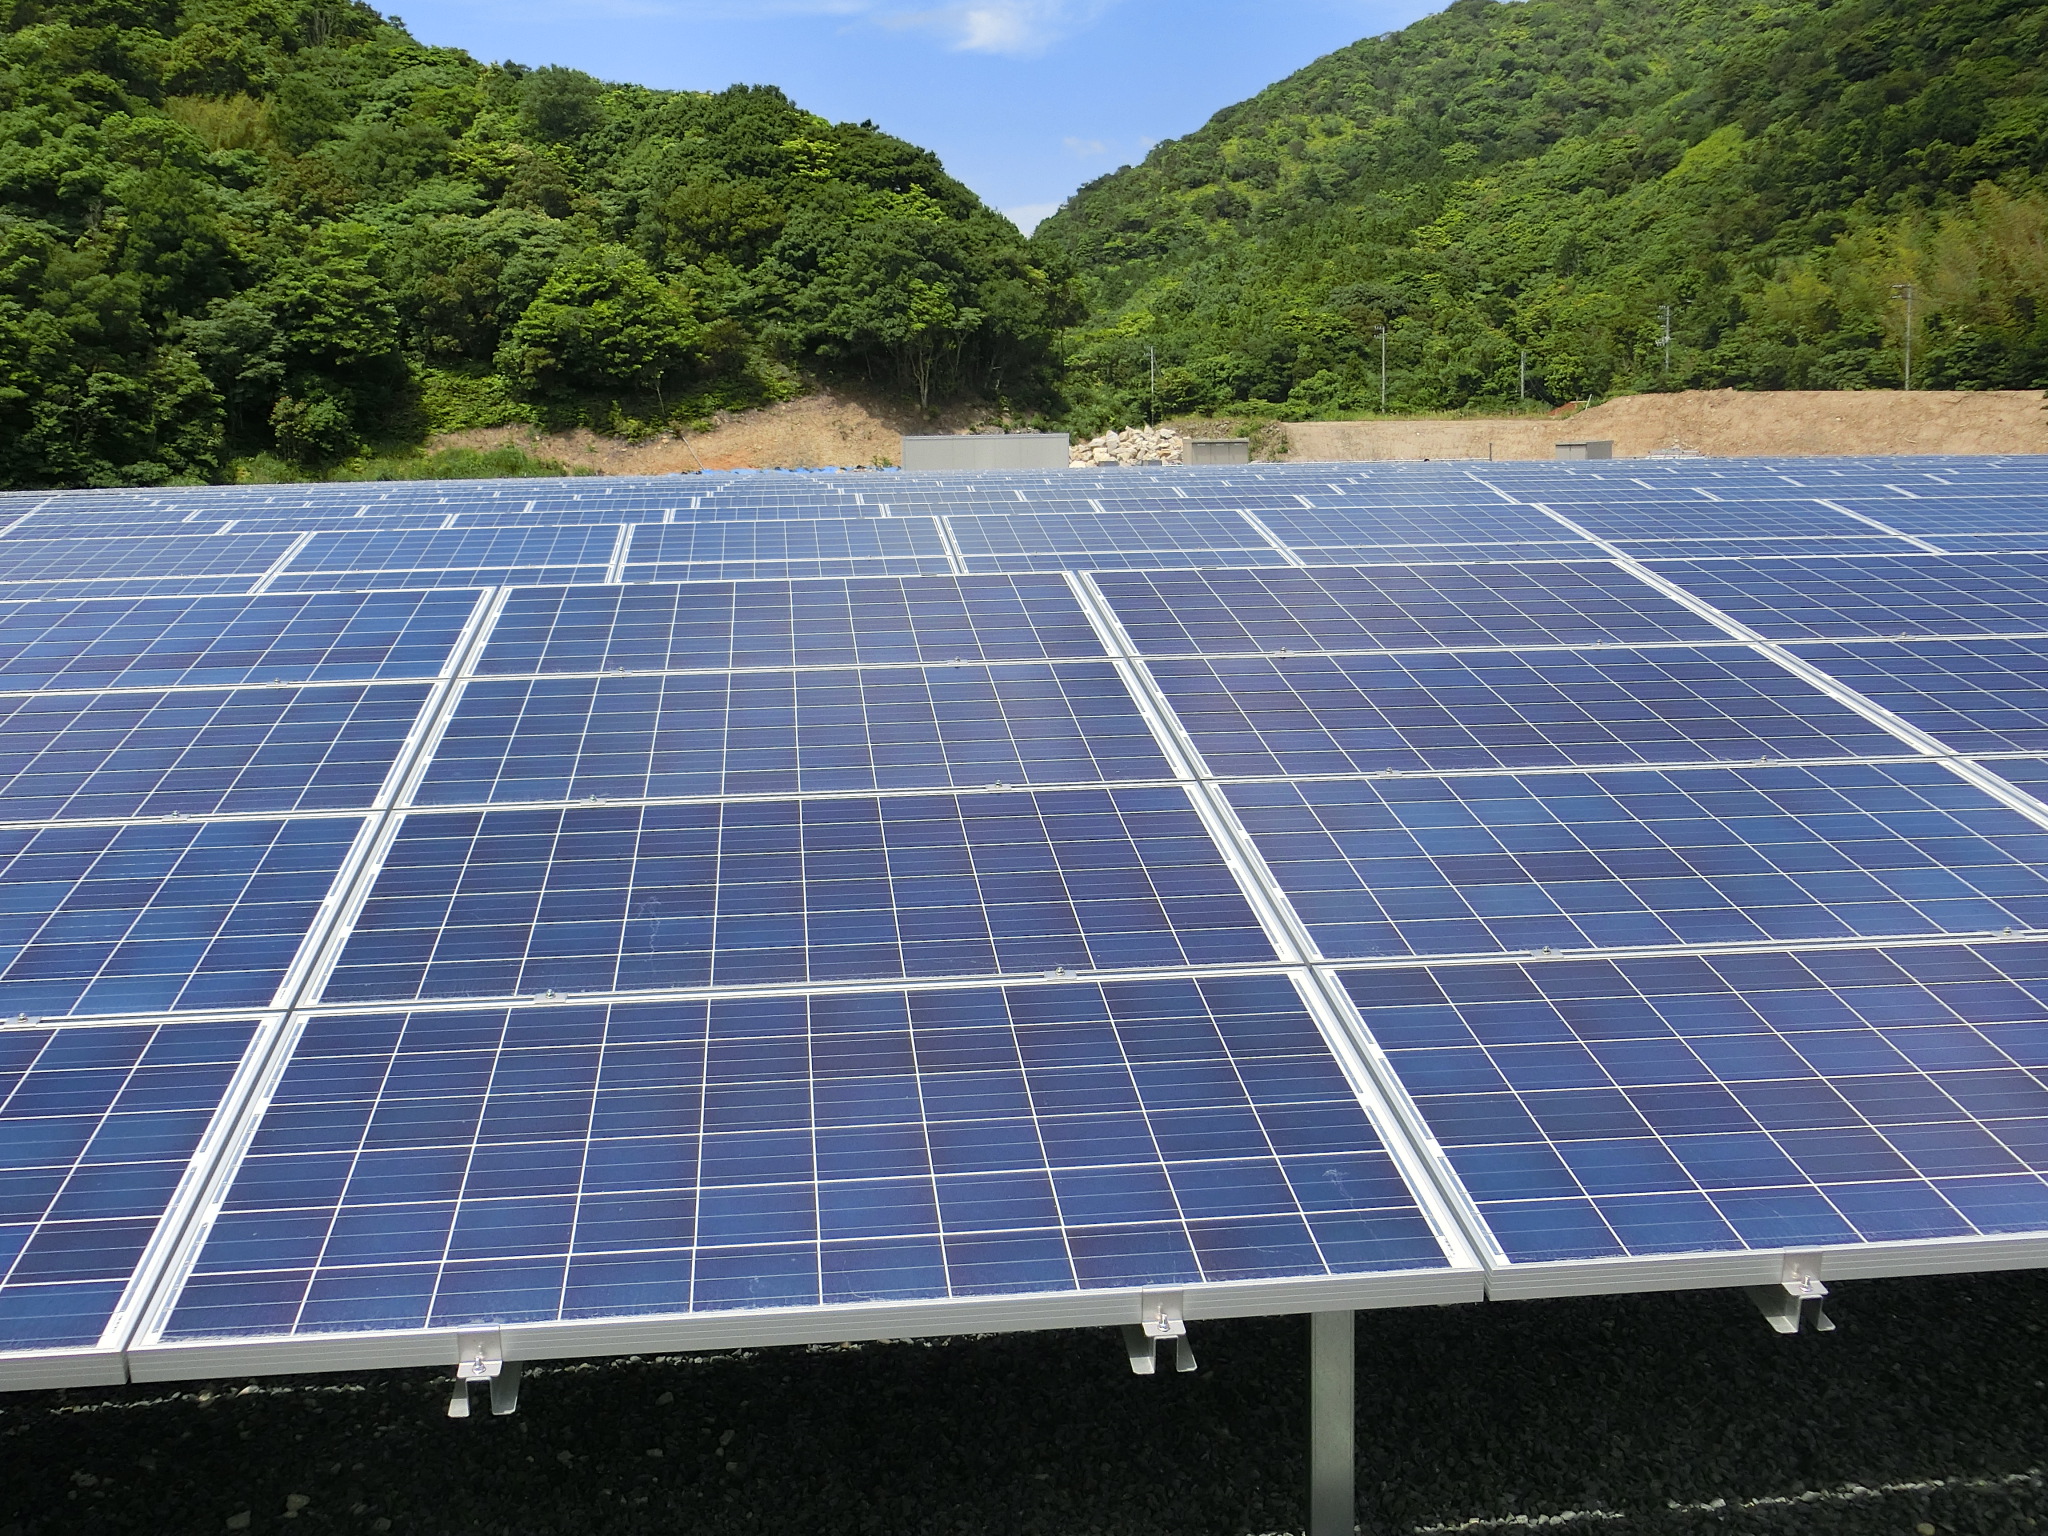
top-left (1309, 1310), bottom-right (1355, 1536)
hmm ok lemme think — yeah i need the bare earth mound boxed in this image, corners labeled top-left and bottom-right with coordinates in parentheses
top-left (1285, 389), bottom-right (2048, 461)
top-left (431, 387), bottom-right (2047, 473)
top-left (430, 386), bottom-right (989, 474)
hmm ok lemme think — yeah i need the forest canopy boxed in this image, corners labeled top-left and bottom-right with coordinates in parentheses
top-left (0, 0), bottom-right (1075, 487)
top-left (1033, 0), bottom-right (2048, 431)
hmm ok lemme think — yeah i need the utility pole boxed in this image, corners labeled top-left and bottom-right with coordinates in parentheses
top-left (1659, 305), bottom-right (1672, 378)
top-left (1892, 283), bottom-right (1915, 390)
top-left (1375, 325), bottom-right (1388, 411)
top-left (1146, 344), bottom-right (1157, 423)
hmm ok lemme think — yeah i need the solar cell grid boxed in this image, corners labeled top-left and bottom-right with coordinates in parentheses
top-left (946, 510), bottom-right (1272, 558)
top-left (413, 663), bottom-right (1170, 805)
top-left (1255, 505), bottom-right (1584, 548)
top-left (1094, 563), bottom-right (1729, 656)
top-left (1226, 761), bottom-right (2048, 962)
top-left (1534, 501), bottom-right (1879, 539)
top-left (320, 786), bottom-right (1276, 1004)
top-left (1294, 542), bottom-right (1595, 566)
top-left (625, 521), bottom-right (945, 565)
top-left (0, 588), bottom-right (481, 691)
top-left (156, 976), bottom-right (1453, 1344)
top-left (967, 550), bottom-right (1291, 574)
top-left (0, 536), bottom-right (295, 583)
top-left (1628, 537), bottom-right (1925, 559)
top-left (0, 576), bottom-right (279, 602)
top-left (0, 816), bottom-right (359, 1018)
top-left (0, 1018), bottom-right (258, 1356)
top-left (1147, 646), bottom-right (1903, 777)
top-left (0, 683), bottom-right (429, 822)
top-left (264, 567), bottom-right (601, 594)
top-left (1651, 554), bottom-right (2048, 639)
top-left (287, 528), bottom-right (622, 574)
top-left (1789, 638), bottom-right (2048, 755)
top-left (475, 575), bottom-right (1106, 675)
top-left (1346, 941), bottom-right (2048, 1266)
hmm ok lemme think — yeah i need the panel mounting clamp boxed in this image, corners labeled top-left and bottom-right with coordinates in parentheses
top-left (1747, 1254), bottom-right (1835, 1335)
top-left (448, 1331), bottom-right (523, 1417)
top-left (1121, 1290), bottom-right (1196, 1375)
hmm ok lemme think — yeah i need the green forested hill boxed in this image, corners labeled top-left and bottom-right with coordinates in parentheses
top-left (1034, 0), bottom-right (2048, 429)
top-left (0, 0), bottom-right (1074, 487)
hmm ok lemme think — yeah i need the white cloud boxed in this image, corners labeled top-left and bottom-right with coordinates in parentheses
top-left (880, 0), bottom-right (1113, 57)
top-left (1063, 136), bottom-right (1107, 156)
top-left (1003, 200), bottom-right (1062, 233)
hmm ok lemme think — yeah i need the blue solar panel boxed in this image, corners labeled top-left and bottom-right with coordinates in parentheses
top-left (321, 787), bottom-right (1276, 1004)
top-left (1294, 542), bottom-right (1594, 565)
top-left (0, 576), bottom-right (275, 601)
top-left (625, 519), bottom-right (948, 570)
top-left (968, 549), bottom-right (1291, 574)
top-left (947, 510), bottom-right (1273, 559)
top-left (287, 528), bottom-right (622, 575)
top-left (1225, 761), bottom-right (2048, 960)
top-left (1629, 537), bottom-right (1924, 559)
top-left (0, 536), bottom-right (295, 584)
top-left (1148, 647), bottom-right (1902, 776)
top-left (414, 664), bottom-right (1170, 805)
top-left (1344, 941), bottom-right (2048, 1264)
top-left (1832, 496), bottom-right (2048, 535)
top-left (11, 456), bottom-right (2048, 1388)
top-left (476, 576), bottom-right (1107, 675)
top-left (0, 818), bottom-right (359, 1018)
top-left (1790, 637), bottom-right (2048, 753)
top-left (1256, 505), bottom-right (1592, 548)
top-left (157, 976), bottom-right (1454, 1342)
top-left (265, 567), bottom-right (600, 594)
top-left (0, 1019), bottom-right (257, 1356)
top-left (1094, 564), bottom-right (1729, 655)
top-left (0, 684), bottom-right (429, 821)
top-left (1652, 554), bottom-right (2048, 639)
top-left (0, 589), bottom-right (482, 691)
top-left (1534, 500), bottom-right (1873, 540)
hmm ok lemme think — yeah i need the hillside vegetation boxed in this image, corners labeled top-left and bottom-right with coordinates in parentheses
top-left (0, 0), bottom-right (1074, 487)
top-left (1034, 0), bottom-right (2048, 429)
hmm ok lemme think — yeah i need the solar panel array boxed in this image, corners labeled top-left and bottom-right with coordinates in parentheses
top-left (7, 453), bottom-right (2048, 1389)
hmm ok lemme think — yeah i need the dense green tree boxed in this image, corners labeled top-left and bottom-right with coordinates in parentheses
top-left (0, 0), bottom-right (1058, 484)
top-left (1037, 0), bottom-right (2048, 429)
top-left (495, 242), bottom-right (698, 395)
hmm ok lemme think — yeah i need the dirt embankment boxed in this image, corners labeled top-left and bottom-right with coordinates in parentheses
top-left (429, 386), bottom-right (991, 474)
top-left (1285, 389), bottom-right (2048, 461)
top-left (433, 387), bottom-right (2048, 473)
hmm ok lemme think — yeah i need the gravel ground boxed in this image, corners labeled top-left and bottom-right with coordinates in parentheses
top-left (4, 1270), bottom-right (2047, 1536)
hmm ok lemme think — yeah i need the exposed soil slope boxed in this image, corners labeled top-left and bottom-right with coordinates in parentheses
top-left (1285, 390), bottom-right (2048, 461)
top-left (430, 388), bottom-right (993, 475)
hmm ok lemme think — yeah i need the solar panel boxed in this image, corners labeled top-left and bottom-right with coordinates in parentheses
top-left (1224, 761), bottom-right (2048, 960)
top-left (139, 977), bottom-right (1466, 1365)
top-left (1147, 646), bottom-right (1904, 775)
top-left (0, 589), bottom-right (482, 690)
top-left (0, 816), bottom-right (361, 1019)
top-left (10, 454), bottom-right (2048, 1397)
top-left (1093, 564), bottom-right (1729, 655)
top-left (319, 786), bottom-right (1278, 1003)
top-left (1340, 940), bottom-right (2048, 1282)
top-left (1652, 554), bottom-right (2048, 638)
top-left (0, 683), bottom-right (430, 820)
top-left (475, 576), bottom-right (1108, 675)
top-left (0, 535), bottom-right (296, 584)
top-left (415, 663), bottom-right (1171, 804)
top-left (0, 1017), bottom-right (258, 1381)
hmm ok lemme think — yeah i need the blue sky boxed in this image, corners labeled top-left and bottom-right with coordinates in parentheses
top-left (388, 0), bottom-right (1448, 230)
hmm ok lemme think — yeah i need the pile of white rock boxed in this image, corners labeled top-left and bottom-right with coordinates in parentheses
top-left (1069, 426), bottom-right (1183, 466)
